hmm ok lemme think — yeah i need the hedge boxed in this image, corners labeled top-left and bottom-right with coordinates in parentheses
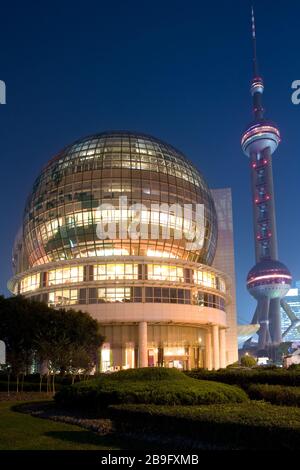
top-left (109, 402), bottom-right (300, 450)
top-left (0, 380), bottom-right (64, 392)
top-left (55, 367), bottom-right (248, 409)
top-left (247, 384), bottom-right (300, 406)
top-left (185, 368), bottom-right (300, 387)
top-left (0, 373), bottom-right (95, 392)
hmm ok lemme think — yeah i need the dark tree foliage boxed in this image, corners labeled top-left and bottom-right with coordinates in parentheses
top-left (0, 296), bottom-right (104, 391)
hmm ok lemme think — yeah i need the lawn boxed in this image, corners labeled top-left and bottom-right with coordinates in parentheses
top-left (0, 400), bottom-right (124, 450)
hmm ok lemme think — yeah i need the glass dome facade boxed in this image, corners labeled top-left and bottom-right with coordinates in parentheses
top-left (20, 131), bottom-right (217, 271)
top-left (8, 131), bottom-right (235, 371)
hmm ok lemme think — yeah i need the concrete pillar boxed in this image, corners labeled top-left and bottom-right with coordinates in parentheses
top-left (205, 330), bottom-right (212, 370)
top-left (139, 321), bottom-right (148, 368)
top-left (219, 328), bottom-right (226, 369)
top-left (112, 348), bottom-right (124, 369)
top-left (212, 325), bottom-right (220, 370)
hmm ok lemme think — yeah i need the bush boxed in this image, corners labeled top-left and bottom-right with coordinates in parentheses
top-left (240, 355), bottom-right (257, 368)
top-left (185, 368), bottom-right (300, 387)
top-left (55, 367), bottom-right (248, 409)
top-left (109, 402), bottom-right (300, 450)
top-left (248, 384), bottom-right (300, 406)
top-left (289, 364), bottom-right (300, 371)
top-left (226, 361), bottom-right (239, 368)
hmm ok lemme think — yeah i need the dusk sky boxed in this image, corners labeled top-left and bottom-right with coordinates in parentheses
top-left (0, 0), bottom-right (299, 324)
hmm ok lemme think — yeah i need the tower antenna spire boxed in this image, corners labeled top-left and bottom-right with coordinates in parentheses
top-left (251, 5), bottom-right (258, 77)
top-left (249, 5), bottom-right (264, 120)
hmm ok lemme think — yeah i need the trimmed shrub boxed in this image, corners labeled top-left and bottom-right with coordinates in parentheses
top-left (185, 368), bottom-right (300, 387)
top-left (248, 384), bottom-right (300, 406)
top-left (55, 367), bottom-right (248, 409)
top-left (109, 402), bottom-right (300, 450)
top-left (226, 361), bottom-right (239, 368)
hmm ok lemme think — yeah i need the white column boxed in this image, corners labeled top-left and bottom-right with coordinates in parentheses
top-left (212, 324), bottom-right (220, 370)
top-left (219, 328), bottom-right (226, 369)
top-left (112, 348), bottom-right (123, 369)
top-left (139, 321), bottom-right (148, 368)
top-left (205, 330), bottom-right (212, 370)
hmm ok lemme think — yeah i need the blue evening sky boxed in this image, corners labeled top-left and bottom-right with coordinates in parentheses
top-left (0, 0), bottom-right (299, 324)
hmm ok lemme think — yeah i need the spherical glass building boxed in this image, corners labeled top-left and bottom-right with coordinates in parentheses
top-left (9, 131), bottom-right (232, 370)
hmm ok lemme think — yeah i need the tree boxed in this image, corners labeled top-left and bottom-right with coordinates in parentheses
top-left (0, 296), bottom-right (47, 390)
top-left (276, 342), bottom-right (292, 357)
top-left (34, 307), bottom-right (104, 393)
top-left (67, 347), bottom-right (94, 384)
top-left (0, 296), bottom-right (104, 393)
top-left (240, 354), bottom-right (257, 368)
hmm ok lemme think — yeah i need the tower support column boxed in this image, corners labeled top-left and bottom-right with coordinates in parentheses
top-left (257, 297), bottom-right (270, 350)
top-left (269, 298), bottom-right (282, 344)
top-left (138, 321), bottom-right (148, 368)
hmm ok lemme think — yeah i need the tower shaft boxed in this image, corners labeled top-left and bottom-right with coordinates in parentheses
top-left (250, 146), bottom-right (278, 262)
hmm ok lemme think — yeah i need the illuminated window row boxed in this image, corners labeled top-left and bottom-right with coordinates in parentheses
top-left (33, 161), bottom-right (202, 196)
top-left (32, 183), bottom-right (204, 211)
top-left (28, 287), bottom-right (226, 311)
top-left (36, 152), bottom-right (201, 187)
top-left (25, 222), bottom-right (216, 266)
top-left (18, 264), bottom-right (226, 293)
top-left (38, 208), bottom-right (200, 241)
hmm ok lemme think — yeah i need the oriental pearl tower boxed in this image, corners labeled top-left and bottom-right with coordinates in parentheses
top-left (241, 8), bottom-right (292, 352)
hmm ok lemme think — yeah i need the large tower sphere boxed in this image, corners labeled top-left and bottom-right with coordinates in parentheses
top-left (247, 259), bottom-right (292, 300)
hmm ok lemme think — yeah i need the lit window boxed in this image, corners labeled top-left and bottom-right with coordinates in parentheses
top-left (94, 264), bottom-right (138, 281)
top-left (193, 270), bottom-right (216, 289)
top-left (20, 273), bottom-right (40, 293)
top-left (48, 289), bottom-right (78, 306)
top-left (48, 266), bottom-right (84, 286)
top-left (98, 287), bottom-right (131, 303)
top-left (148, 265), bottom-right (184, 282)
